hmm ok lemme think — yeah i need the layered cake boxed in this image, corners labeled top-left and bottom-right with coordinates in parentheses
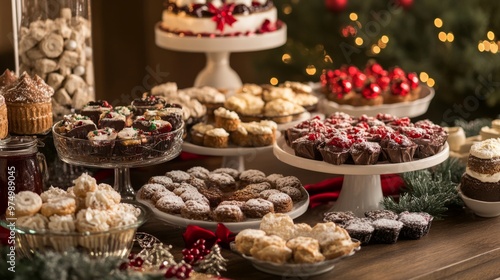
top-left (160, 0), bottom-right (280, 36)
top-left (460, 138), bottom-right (500, 202)
top-left (320, 61), bottom-right (422, 106)
top-left (3, 72), bottom-right (53, 135)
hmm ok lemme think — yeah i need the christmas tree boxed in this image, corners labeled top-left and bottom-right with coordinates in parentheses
top-left (256, 0), bottom-right (500, 121)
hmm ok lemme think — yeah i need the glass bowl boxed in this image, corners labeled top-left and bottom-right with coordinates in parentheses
top-left (458, 185), bottom-right (500, 217)
top-left (52, 121), bottom-right (184, 168)
top-left (0, 203), bottom-right (148, 259)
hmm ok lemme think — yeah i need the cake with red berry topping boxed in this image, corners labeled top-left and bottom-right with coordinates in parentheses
top-left (98, 111), bottom-right (127, 131)
top-left (160, 0), bottom-right (280, 37)
top-left (318, 132), bottom-right (353, 165)
top-left (380, 132), bottom-right (418, 163)
top-left (286, 113), bottom-right (445, 165)
top-left (320, 61), bottom-right (423, 106)
top-left (131, 95), bottom-right (165, 116)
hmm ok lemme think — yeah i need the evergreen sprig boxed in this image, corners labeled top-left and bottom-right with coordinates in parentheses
top-left (382, 158), bottom-right (464, 218)
top-left (0, 248), bottom-right (161, 280)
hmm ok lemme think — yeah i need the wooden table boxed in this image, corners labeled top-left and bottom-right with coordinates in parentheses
top-left (133, 155), bottom-right (500, 280)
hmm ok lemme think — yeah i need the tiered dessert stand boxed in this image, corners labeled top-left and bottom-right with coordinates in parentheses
top-left (155, 23), bottom-right (287, 91)
top-left (273, 136), bottom-right (449, 216)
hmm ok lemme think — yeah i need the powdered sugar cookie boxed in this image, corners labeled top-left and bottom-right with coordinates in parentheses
top-left (48, 214), bottom-right (76, 233)
top-left (85, 189), bottom-right (120, 210)
top-left (75, 208), bottom-right (110, 232)
top-left (41, 196), bottom-right (77, 217)
top-left (40, 186), bottom-right (67, 202)
top-left (12, 191), bottom-right (43, 217)
top-left (16, 213), bottom-right (48, 230)
top-left (73, 173), bottom-right (97, 197)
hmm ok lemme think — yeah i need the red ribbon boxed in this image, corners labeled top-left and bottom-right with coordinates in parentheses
top-left (305, 174), bottom-right (404, 209)
top-left (209, 3), bottom-right (237, 32)
top-left (183, 223), bottom-right (235, 249)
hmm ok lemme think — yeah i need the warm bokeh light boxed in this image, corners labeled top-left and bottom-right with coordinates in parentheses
top-left (378, 41), bottom-right (387, 49)
top-left (484, 40), bottom-right (491, 51)
top-left (427, 78), bottom-right (435, 87)
top-left (419, 72), bottom-right (429, 82)
top-left (490, 43), bottom-right (498, 53)
top-left (283, 4), bottom-right (292, 15)
top-left (447, 33), bottom-right (454, 42)
top-left (306, 65), bottom-right (317, 75)
top-left (349, 13), bottom-right (358, 21)
top-left (487, 31), bottom-right (495, 41)
top-left (282, 53), bottom-right (292, 63)
top-left (372, 45), bottom-right (381, 54)
top-left (434, 18), bottom-right (443, 28)
top-left (270, 77), bottom-right (278, 85)
top-left (478, 41), bottom-right (485, 52)
top-left (381, 35), bottom-right (389, 44)
top-left (355, 37), bottom-right (364, 46)
top-left (438, 32), bottom-right (447, 42)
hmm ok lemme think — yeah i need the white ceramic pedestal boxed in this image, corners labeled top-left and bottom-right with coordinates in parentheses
top-left (155, 23), bottom-right (287, 91)
top-left (273, 136), bottom-right (450, 216)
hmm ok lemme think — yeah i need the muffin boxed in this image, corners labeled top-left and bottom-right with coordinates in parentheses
top-left (3, 72), bottom-right (53, 135)
top-left (0, 69), bottom-right (18, 92)
top-left (0, 95), bottom-right (8, 139)
top-left (214, 107), bottom-right (240, 132)
top-left (349, 140), bottom-right (381, 165)
top-left (203, 128), bottom-right (229, 148)
top-left (380, 132), bottom-right (417, 163)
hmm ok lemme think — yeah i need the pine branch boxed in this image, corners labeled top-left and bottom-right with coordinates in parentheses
top-left (382, 159), bottom-right (463, 218)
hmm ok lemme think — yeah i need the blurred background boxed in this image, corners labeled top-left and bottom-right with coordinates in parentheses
top-left (1, 0), bottom-right (500, 124)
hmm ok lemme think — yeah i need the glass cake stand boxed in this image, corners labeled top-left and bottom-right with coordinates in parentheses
top-left (155, 23), bottom-right (287, 91)
top-left (52, 123), bottom-right (184, 201)
top-left (273, 136), bottom-right (450, 217)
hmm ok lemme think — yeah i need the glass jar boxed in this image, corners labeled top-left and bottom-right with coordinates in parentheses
top-left (0, 136), bottom-right (47, 214)
top-left (13, 0), bottom-right (95, 120)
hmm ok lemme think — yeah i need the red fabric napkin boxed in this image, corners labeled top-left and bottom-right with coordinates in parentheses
top-left (183, 223), bottom-right (235, 249)
top-left (305, 174), bottom-right (405, 209)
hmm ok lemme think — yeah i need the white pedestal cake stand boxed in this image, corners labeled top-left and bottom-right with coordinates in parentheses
top-left (273, 136), bottom-right (450, 216)
top-left (155, 23), bottom-right (287, 91)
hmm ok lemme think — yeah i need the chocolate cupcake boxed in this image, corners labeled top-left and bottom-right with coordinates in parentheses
top-left (114, 127), bottom-right (147, 159)
top-left (318, 133), bottom-right (353, 165)
top-left (292, 132), bottom-right (325, 161)
top-left (344, 218), bottom-right (374, 244)
top-left (131, 94), bottom-right (165, 115)
top-left (55, 114), bottom-right (97, 139)
top-left (350, 140), bottom-right (381, 165)
top-left (87, 127), bottom-right (117, 156)
top-left (380, 132), bottom-right (417, 163)
top-left (3, 72), bottom-right (53, 135)
top-left (81, 100), bottom-right (113, 124)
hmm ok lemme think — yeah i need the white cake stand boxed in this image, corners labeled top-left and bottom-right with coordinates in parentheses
top-left (273, 136), bottom-right (450, 216)
top-left (155, 23), bottom-right (287, 91)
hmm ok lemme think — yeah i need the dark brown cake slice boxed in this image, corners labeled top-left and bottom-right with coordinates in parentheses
top-left (344, 218), bottom-right (374, 244)
top-left (397, 211), bottom-right (431, 239)
top-left (55, 114), bottom-right (97, 139)
top-left (370, 218), bottom-right (403, 244)
top-left (98, 111), bottom-right (127, 131)
top-left (365, 209), bottom-right (398, 220)
top-left (81, 100), bottom-right (113, 124)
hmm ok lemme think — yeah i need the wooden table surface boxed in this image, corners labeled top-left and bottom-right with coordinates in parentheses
top-left (132, 155), bottom-right (500, 280)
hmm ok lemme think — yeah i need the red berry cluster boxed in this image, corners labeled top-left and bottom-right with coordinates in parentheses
top-left (164, 262), bottom-right (193, 279)
top-left (119, 253), bottom-right (145, 271)
top-left (182, 239), bottom-right (211, 265)
top-left (320, 61), bottom-right (420, 98)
